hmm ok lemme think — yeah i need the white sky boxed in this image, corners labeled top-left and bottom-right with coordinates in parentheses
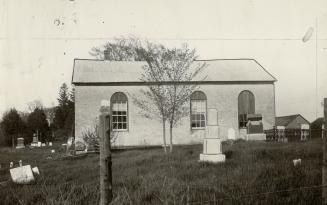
top-left (1, 0), bottom-right (327, 122)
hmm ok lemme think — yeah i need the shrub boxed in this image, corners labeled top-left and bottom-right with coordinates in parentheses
top-left (82, 126), bottom-right (99, 152)
top-left (82, 125), bottom-right (118, 152)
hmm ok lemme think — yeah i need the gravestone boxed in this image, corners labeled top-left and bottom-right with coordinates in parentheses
top-left (10, 165), bottom-right (35, 184)
top-left (31, 133), bottom-right (38, 147)
top-left (199, 108), bottom-right (225, 163)
top-left (228, 128), bottom-right (235, 140)
top-left (16, 138), bottom-right (25, 149)
top-left (246, 114), bottom-right (266, 140)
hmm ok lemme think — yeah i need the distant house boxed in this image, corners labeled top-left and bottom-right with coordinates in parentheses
top-left (274, 114), bottom-right (310, 141)
top-left (72, 58), bottom-right (277, 147)
top-left (311, 117), bottom-right (324, 139)
top-left (275, 114), bottom-right (310, 129)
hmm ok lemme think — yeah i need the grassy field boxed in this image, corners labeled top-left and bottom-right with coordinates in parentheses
top-left (0, 139), bottom-right (323, 205)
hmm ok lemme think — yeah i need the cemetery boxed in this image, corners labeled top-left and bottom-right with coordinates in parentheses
top-left (0, 138), bottom-right (323, 204)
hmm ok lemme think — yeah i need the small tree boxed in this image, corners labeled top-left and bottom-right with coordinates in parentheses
top-left (53, 83), bottom-right (75, 140)
top-left (134, 40), bottom-right (205, 153)
top-left (140, 43), bottom-right (205, 152)
top-left (132, 42), bottom-right (174, 153)
top-left (1, 108), bottom-right (26, 147)
top-left (58, 83), bottom-right (70, 107)
top-left (133, 85), bottom-right (171, 153)
top-left (27, 108), bottom-right (50, 142)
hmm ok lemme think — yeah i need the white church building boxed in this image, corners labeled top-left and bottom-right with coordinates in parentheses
top-left (72, 58), bottom-right (277, 147)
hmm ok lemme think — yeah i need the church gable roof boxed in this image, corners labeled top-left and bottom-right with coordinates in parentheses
top-left (72, 58), bottom-right (277, 84)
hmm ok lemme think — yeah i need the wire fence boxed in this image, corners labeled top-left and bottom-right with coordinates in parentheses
top-left (188, 184), bottom-right (325, 204)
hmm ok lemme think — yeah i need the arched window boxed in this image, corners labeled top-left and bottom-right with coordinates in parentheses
top-left (238, 90), bottom-right (255, 128)
top-left (190, 91), bottom-right (207, 129)
top-left (110, 92), bottom-right (128, 131)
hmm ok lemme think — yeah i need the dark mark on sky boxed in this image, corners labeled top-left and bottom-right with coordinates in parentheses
top-left (54, 19), bottom-right (60, 26)
top-left (302, 27), bottom-right (314, 42)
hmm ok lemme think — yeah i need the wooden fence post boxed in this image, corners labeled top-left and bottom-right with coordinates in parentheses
top-left (323, 98), bottom-right (327, 204)
top-left (99, 105), bottom-right (112, 205)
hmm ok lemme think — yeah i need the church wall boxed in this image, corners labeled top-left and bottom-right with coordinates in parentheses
top-left (74, 83), bottom-right (275, 146)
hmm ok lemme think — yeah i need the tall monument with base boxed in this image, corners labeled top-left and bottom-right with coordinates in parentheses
top-left (199, 108), bottom-right (225, 163)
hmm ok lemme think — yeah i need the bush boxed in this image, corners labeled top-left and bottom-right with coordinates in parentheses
top-left (82, 126), bottom-right (100, 152)
top-left (82, 125), bottom-right (118, 151)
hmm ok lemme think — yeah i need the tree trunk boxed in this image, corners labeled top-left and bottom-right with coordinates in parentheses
top-left (99, 109), bottom-right (112, 205)
top-left (162, 118), bottom-right (167, 153)
top-left (169, 123), bottom-right (173, 153)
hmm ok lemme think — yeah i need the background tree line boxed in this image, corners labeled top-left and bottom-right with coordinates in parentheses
top-left (0, 83), bottom-right (75, 147)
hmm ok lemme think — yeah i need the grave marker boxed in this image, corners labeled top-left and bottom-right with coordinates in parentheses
top-left (199, 108), bottom-right (225, 163)
top-left (228, 128), bottom-right (235, 140)
top-left (10, 165), bottom-right (35, 184)
top-left (16, 138), bottom-right (25, 149)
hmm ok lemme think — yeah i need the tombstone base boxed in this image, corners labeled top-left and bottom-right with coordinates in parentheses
top-left (199, 153), bottom-right (225, 163)
top-left (15, 145), bottom-right (25, 149)
top-left (246, 133), bottom-right (266, 141)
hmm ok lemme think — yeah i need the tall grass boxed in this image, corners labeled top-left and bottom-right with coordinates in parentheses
top-left (0, 139), bottom-right (322, 204)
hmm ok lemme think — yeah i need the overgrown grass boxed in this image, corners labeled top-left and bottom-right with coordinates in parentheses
top-left (0, 139), bottom-right (323, 204)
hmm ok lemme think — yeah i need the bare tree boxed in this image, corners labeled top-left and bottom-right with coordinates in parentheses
top-left (143, 44), bottom-right (205, 152)
top-left (134, 41), bottom-right (206, 153)
top-left (133, 86), bottom-right (171, 153)
top-left (89, 36), bottom-right (145, 61)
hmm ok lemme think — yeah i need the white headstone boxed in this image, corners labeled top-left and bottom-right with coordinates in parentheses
top-left (32, 167), bottom-right (40, 176)
top-left (37, 142), bottom-right (41, 147)
top-left (49, 142), bottom-right (53, 146)
top-left (16, 138), bottom-right (25, 149)
top-left (67, 137), bottom-right (73, 150)
top-left (19, 160), bottom-right (22, 167)
top-left (10, 165), bottom-right (35, 184)
top-left (203, 138), bottom-right (222, 154)
top-left (199, 108), bottom-right (225, 163)
top-left (228, 128), bottom-right (236, 140)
